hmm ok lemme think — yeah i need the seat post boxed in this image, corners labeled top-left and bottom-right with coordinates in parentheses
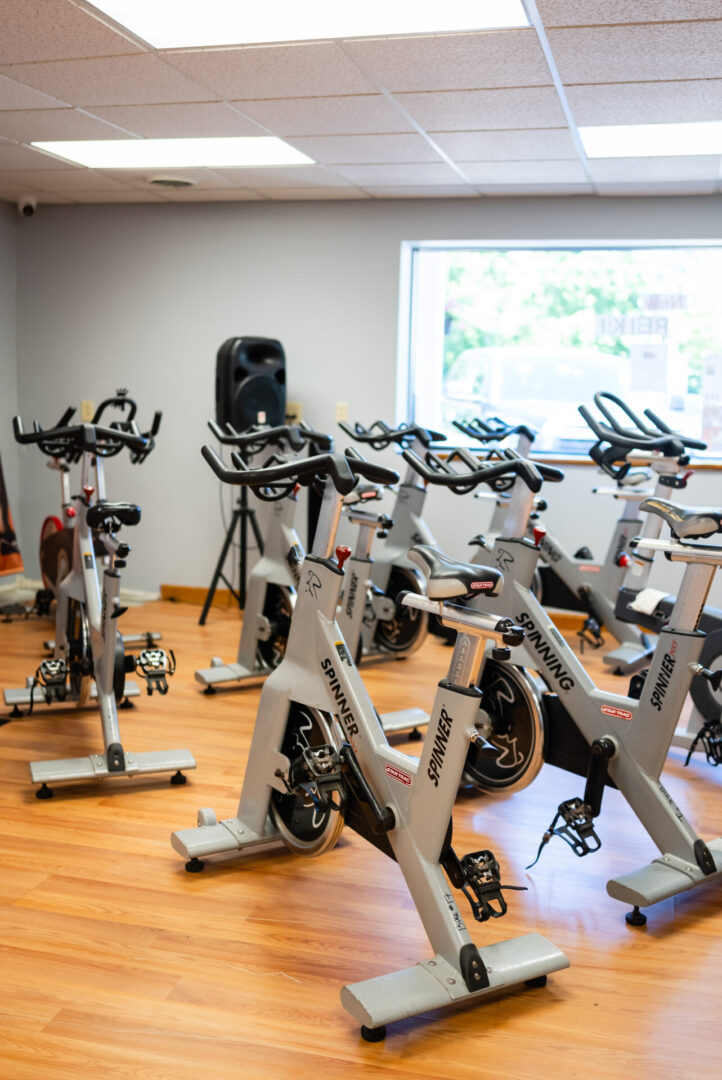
top-left (446, 631), bottom-right (486, 688)
top-left (669, 562), bottom-right (716, 631)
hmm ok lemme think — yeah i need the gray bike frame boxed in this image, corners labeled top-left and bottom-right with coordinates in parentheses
top-left (172, 481), bottom-right (568, 1032)
top-left (4, 449), bottom-right (196, 791)
top-left (480, 481), bottom-right (722, 911)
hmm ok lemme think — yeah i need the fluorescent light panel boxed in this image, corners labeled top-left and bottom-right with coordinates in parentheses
top-left (580, 121), bottom-right (722, 158)
top-left (87, 0), bottom-right (528, 48)
top-left (31, 136), bottom-right (315, 169)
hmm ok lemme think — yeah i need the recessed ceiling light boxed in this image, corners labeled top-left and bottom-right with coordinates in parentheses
top-left (86, 0), bottom-right (529, 48)
top-left (580, 121), bottom-right (722, 158)
top-left (30, 137), bottom-right (315, 169)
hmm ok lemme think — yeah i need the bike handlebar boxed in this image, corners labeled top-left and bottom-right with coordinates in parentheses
top-left (592, 391), bottom-right (707, 451)
top-left (13, 415), bottom-right (148, 458)
top-left (202, 444), bottom-right (399, 497)
top-left (207, 420), bottom-right (306, 453)
top-left (402, 446), bottom-right (563, 495)
top-left (578, 403), bottom-right (687, 458)
top-left (453, 415), bottom-right (537, 444)
top-left (338, 419), bottom-right (446, 450)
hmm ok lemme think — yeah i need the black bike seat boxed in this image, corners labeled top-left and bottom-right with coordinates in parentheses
top-left (640, 497), bottom-right (722, 539)
top-left (408, 544), bottom-right (503, 600)
top-left (86, 501), bottom-right (141, 529)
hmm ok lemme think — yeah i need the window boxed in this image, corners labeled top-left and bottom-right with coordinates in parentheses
top-left (401, 242), bottom-right (722, 455)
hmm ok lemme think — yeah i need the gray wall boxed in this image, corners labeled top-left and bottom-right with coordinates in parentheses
top-left (0, 202), bottom-right (18, 555)
top-left (12, 194), bottom-right (722, 604)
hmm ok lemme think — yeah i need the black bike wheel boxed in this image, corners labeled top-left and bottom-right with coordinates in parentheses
top-left (464, 661), bottom-right (545, 793)
top-left (373, 567), bottom-right (427, 655)
top-left (270, 704), bottom-right (345, 856)
top-left (256, 584), bottom-right (294, 671)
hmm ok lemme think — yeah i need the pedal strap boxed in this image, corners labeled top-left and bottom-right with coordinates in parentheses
top-left (527, 797), bottom-right (602, 868)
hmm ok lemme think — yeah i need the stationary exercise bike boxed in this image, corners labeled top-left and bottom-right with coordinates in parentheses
top-left (196, 422), bottom-right (429, 731)
top-left (454, 412), bottom-right (661, 667)
top-left (36, 390), bottom-right (161, 608)
top-left (577, 393), bottom-right (721, 756)
top-left (406, 444), bottom-right (722, 925)
top-left (4, 412), bottom-right (196, 797)
top-left (171, 444), bottom-right (568, 1040)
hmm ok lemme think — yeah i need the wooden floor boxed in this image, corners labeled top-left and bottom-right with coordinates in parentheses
top-left (1, 600), bottom-right (721, 1080)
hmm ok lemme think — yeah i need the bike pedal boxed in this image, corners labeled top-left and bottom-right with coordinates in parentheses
top-left (527, 797), bottom-right (602, 867)
top-left (135, 648), bottom-right (176, 695)
top-left (685, 719), bottom-right (722, 767)
top-left (458, 849), bottom-right (523, 922)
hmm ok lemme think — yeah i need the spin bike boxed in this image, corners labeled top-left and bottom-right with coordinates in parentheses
top-left (196, 423), bottom-right (429, 734)
top-left (579, 393), bottom-right (722, 757)
top-left (455, 412), bottom-right (660, 668)
top-left (407, 444), bottom-right (722, 925)
top-left (171, 444), bottom-right (568, 1040)
top-left (4, 413), bottom-right (196, 797)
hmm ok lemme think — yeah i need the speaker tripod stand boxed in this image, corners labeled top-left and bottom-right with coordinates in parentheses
top-left (199, 485), bottom-right (264, 626)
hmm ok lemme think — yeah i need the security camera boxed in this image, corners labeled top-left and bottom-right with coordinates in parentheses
top-left (17, 196), bottom-right (37, 218)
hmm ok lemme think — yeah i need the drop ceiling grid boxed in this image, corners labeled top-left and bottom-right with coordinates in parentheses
top-left (0, 3), bottom-right (719, 200)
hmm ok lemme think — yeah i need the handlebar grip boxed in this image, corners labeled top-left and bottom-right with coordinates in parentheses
top-left (643, 407), bottom-right (707, 451)
top-left (207, 420), bottom-right (306, 453)
top-left (594, 391), bottom-right (653, 437)
top-left (535, 463), bottom-right (565, 483)
top-left (203, 445), bottom-right (374, 495)
top-left (343, 449), bottom-right (399, 487)
top-left (149, 411), bottom-right (162, 438)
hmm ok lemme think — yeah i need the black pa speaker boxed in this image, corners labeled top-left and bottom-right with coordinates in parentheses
top-left (215, 336), bottom-right (286, 431)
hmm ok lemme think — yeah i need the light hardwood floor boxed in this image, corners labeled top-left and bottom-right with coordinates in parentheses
top-left (0, 600), bottom-right (720, 1079)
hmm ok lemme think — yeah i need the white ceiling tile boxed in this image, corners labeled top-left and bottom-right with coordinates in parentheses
top-left (285, 133), bottom-right (441, 164)
top-left (588, 156), bottom-right (721, 183)
top-left (0, 73), bottom-right (69, 110)
top-left (598, 181), bottom-right (718, 196)
top-left (0, 142), bottom-right (77, 169)
top-left (212, 165), bottom-right (351, 187)
top-left (151, 188), bottom-right (266, 201)
top-left (361, 186), bottom-right (478, 197)
top-left (0, 0), bottom-right (141, 64)
top-left (236, 95), bottom-right (413, 135)
top-left (478, 183), bottom-right (594, 195)
top-left (100, 167), bottom-right (237, 190)
top-left (567, 80), bottom-right (722, 126)
top-left (0, 107), bottom-right (129, 141)
top-left (0, 55), bottom-right (216, 107)
top-left (333, 162), bottom-right (467, 184)
top-left (538, 2), bottom-right (722, 25)
top-left (3, 168), bottom-right (130, 191)
top-left (396, 88), bottom-right (567, 131)
top-left (163, 43), bottom-right (375, 100)
top-left (433, 128), bottom-right (577, 160)
top-left (548, 22), bottom-right (722, 84)
top-left (262, 188), bottom-right (370, 199)
top-left (343, 30), bottom-right (551, 93)
top-left (66, 190), bottom-right (167, 202)
top-left (463, 159), bottom-right (587, 183)
top-left (86, 102), bottom-right (267, 137)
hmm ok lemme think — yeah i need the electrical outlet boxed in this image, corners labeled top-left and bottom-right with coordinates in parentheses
top-left (336, 401), bottom-right (349, 422)
top-left (285, 401), bottom-right (303, 424)
top-left (80, 399), bottom-right (95, 421)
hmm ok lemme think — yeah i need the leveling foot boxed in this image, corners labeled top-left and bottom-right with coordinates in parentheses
top-left (170, 770), bottom-right (187, 786)
top-left (185, 857), bottom-right (205, 873)
top-left (36, 783), bottom-right (54, 800)
top-left (625, 905), bottom-right (647, 927)
top-left (361, 1025), bottom-right (386, 1043)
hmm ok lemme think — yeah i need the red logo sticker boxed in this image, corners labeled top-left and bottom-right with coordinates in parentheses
top-left (385, 763), bottom-right (413, 787)
top-left (470, 581), bottom-right (494, 590)
top-left (601, 704), bottom-right (632, 720)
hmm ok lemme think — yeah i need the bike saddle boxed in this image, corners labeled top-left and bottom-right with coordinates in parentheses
top-left (408, 544), bottom-right (503, 600)
top-left (640, 497), bottom-right (722, 540)
top-left (86, 501), bottom-right (142, 530)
